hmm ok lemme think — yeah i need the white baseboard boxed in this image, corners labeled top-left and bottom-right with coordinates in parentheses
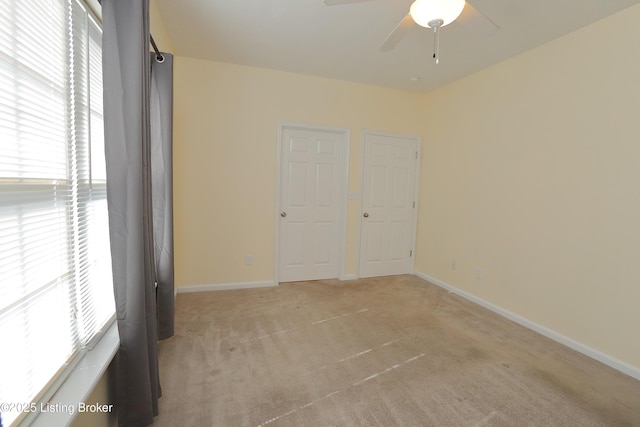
top-left (177, 280), bottom-right (277, 294)
top-left (340, 274), bottom-right (358, 281)
top-left (414, 271), bottom-right (640, 381)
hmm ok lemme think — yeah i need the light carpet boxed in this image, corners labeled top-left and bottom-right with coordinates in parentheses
top-left (154, 275), bottom-right (640, 426)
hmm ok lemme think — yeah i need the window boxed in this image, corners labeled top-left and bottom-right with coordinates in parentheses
top-left (0, 0), bottom-right (114, 425)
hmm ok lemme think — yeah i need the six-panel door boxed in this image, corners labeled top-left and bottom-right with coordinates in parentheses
top-left (359, 133), bottom-right (418, 278)
top-left (279, 127), bottom-right (346, 282)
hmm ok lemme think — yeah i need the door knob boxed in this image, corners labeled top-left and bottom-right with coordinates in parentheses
top-left (281, 212), bottom-right (287, 217)
top-left (363, 213), bottom-right (369, 218)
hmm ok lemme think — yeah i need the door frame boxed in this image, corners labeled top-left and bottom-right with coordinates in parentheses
top-left (274, 121), bottom-right (350, 284)
top-left (357, 129), bottom-right (421, 278)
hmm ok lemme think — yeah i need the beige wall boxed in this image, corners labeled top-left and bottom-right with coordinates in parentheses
top-left (169, 1), bottom-right (639, 373)
top-left (173, 58), bottom-right (425, 286)
top-left (416, 4), bottom-right (640, 370)
top-left (149, 0), bottom-right (174, 54)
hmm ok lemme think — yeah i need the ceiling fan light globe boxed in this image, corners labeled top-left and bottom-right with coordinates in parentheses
top-left (409, 0), bottom-right (466, 28)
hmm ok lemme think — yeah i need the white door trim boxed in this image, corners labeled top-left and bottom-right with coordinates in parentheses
top-left (357, 129), bottom-right (421, 278)
top-left (275, 121), bottom-right (350, 283)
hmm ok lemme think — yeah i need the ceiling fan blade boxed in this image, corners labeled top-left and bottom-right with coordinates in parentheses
top-left (456, 1), bottom-right (499, 37)
top-left (379, 14), bottom-right (415, 52)
top-left (323, 0), bottom-right (375, 5)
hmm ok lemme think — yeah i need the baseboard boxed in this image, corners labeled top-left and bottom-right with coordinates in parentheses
top-left (340, 274), bottom-right (358, 281)
top-left (414, 271), bottom-right (640, 381)
top-left (177, 280), bottom-right (277, 294)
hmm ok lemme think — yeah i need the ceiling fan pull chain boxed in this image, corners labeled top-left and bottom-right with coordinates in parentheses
top-left (433, 25), bottom-right (440, 64)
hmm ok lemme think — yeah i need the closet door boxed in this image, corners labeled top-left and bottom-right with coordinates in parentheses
top-left (359, 132), bottom-right (419, 278)
top-left (278, 125), bottom-right (347, 282)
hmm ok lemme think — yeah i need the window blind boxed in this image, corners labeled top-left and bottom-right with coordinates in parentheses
top-left (0, 0), bottom-right (114, 425)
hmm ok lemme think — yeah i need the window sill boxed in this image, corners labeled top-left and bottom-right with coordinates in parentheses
top-left (27, 321), bottom-right (119, 427)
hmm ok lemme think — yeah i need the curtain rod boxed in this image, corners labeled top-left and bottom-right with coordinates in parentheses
top-left (150, 35), bottom-right (164, 63)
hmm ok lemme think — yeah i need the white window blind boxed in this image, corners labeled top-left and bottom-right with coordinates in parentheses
top-left (0, 0), bottom-right (114, 425)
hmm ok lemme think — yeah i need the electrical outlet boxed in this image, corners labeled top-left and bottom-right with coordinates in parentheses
top-left (451, 259), bottom-right (457, 270)
top-left (245, 255), bottom-right (254, 266)
top-left (475, 267), bottom-right (483, 281)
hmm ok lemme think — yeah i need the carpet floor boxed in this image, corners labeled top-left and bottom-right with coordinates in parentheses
top-left (154, 275), bottom-right (640, 426)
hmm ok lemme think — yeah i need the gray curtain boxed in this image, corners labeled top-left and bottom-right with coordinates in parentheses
top-left (102, 0), bottom-right (174, 425)
top-left (151, 53), bottom-right (175, 340)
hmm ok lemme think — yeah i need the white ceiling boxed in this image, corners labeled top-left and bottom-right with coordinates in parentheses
top-left (154, 0), bottom-right (640, 92)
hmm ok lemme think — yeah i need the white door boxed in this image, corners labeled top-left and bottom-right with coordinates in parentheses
top-left (278, 125), bottom-right (347, 282)
top-left (359, 132), bottom-right (419, 278)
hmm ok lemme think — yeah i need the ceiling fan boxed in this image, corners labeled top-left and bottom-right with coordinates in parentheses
top-left (323, 0), bottom-right (499, 63)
